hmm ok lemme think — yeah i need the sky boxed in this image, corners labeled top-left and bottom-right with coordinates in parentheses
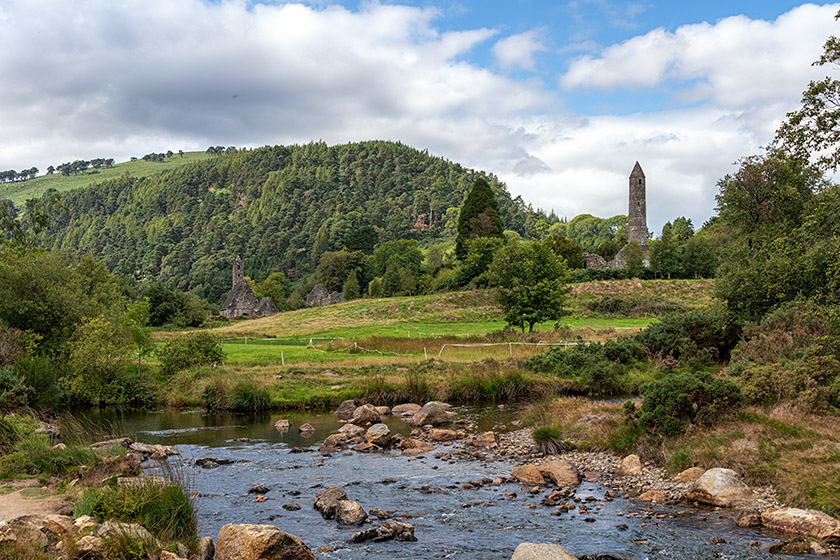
top-left (1, 0), bottom-right (838, 234)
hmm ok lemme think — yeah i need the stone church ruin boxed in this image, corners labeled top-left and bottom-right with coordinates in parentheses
top-left (219, 256), bottom-right (279, 318)
top-left (583, 161), bottom-right (650, 269)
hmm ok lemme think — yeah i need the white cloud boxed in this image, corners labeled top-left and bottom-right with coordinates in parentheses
top-left (491, 29), bottom-right (548, 71)
top-left (560, 4), bottom-right (836, 108)
top-left (0, 1), bottom-right (836, 236)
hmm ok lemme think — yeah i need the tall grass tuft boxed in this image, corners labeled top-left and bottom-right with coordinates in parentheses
top-left (532, 424), bottom-right (572, 454)
top-left (232, 383), bottom-right (271, 412)
top-left (74, 473), bottom-right (197, 546)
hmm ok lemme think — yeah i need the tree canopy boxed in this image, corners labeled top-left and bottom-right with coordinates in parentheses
top-left (455, 178), bottom-right (505, 260)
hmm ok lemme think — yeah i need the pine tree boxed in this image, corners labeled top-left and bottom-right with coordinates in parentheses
top-left (455, 178), bottom-right (504, 259)
top-left (342, 269), bottom-right (361, 301)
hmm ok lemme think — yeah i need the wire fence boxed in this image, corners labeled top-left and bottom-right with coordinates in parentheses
top-left (219, 335), bottom-right (584, 363)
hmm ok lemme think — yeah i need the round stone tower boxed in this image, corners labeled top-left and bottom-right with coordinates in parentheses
top-left (628, 162), bottom-right (647, 248)
top-left (233, 255), bottom-right (244, 287)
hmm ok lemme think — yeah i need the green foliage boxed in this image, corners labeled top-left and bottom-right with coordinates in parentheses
top-left (74, 478), bottom-right (197, 543)
top-left (157, 332), bottom-right (225, 376)
top-left (142, 282), bottom-right (209, 328)
top-left (456, 178), bottom-right (504, 259)
top-left (713, 153), bottom-right (832, 319)
top-left (776, 10), bottom-right (840, 171)
top-left (551, 214), bottom-right (627, 253)
top-left (0, 246), bottom-right (125, 354)
top-left (373, 239), bottom-right (423, 276)
top-left (342, 269), bottom-right (361, 301)
top-left (316, 250), bottom-right (371, 293)
top-left (0, 366), bottom-right (32, 413)
top-left (532, 424), bottom-right (570, 454)
top-left (37, 142), bottom-right (541, 304)
top-left (456, 237), bottom-right (504, 287)
top-left (541, 233), bottom-right (583, 269)
top-left (11, 356), bottom-right (61, 410)
top-left (232, 383), bottom-right (272, 412)
top-left (0, 418), bottom-right (99, 479)
top-left (636, 307), bottom-right (741, 365)
top-left (731, 302), bottom-right (840, 410)
top-left (252, 272), bottom-right (290, 309)
top-left (525, 339), bottom-right (644, 396)
top-left (344, 225), bottom-right (378, 253)
top-left (63, 315), bottom-right (132, 406)
top-left (638, 371), bottom-right (741, 436)
top-left (488, 240), bottom-right (569, 332)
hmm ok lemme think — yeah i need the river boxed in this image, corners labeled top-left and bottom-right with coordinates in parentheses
top-left (77, 406), bottom-right (817, 560)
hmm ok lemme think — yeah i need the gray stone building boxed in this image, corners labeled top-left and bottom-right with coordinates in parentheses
top-left (219, 256), bottom-right (279, 318)
top-left (583, 162), bottom-right (650, 269)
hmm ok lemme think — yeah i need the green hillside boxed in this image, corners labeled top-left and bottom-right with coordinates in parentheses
top-left (38, 141), bottom-right (554, 304)
top-left (0, 151), bottom-right (211, 207)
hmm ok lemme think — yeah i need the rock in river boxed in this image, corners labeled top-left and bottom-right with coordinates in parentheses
top-left (214, 523), bottom-right (316, 560)
top-left (512, 459), bottom-right (580, 487)
top-left (411, 402), bottom-right (452, 426)
top-left (350, 404), bottom-right (382, 426)
top-left (334, 399), bottom-right (358, 420)
top-left (365, 423), bottom-right (391, 447)
top-left (335, 500), bottom-right (368, 525)
top-left (761, 508), bottom-right (840, 543)
top-left (314, 488), bottom-right (348, 519)
top-left (685, 468), bottom-right (750, 507)
top-left (392, 403), bottom-right (421, 417)
top-left (511, 543), bottom-right (578, 559)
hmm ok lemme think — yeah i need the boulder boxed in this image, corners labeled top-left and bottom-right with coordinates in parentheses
top-left (353, 443), bottom-right (382, 453)
top-left (214, 524), bottom-right (316, 560)
top-left (334, 399), bottom-right (358, 420)
top-left (473, 431), bottom-right (499, 447)
top-left (273, 419), bottom-right (291, 432)
top-left (365, 423), bottom-right (391, 447)
top-left (671, 466), bottom-right (705, 484)
top-left (375, 521), bottom-right (417, 542)
top-left (511, 543), bottom-right (578, 559)
top-left (313, 488), bottom-right (348, 519)
top-left (428, 428), bottom-right (458, 442)
top-left (374, 406), bottom-right (391, 417)
top-left (97, 521), bottom-right (155, 542)
top-left (335, 500), bottom-right (368, 525)
top-left (685, 468), bottom-right (751, 507)
top-left (761, 508), bottom-right (840, 543)
top-left (196, 536), bottom-right (215, 560)
top-left (42, 514), bottom-right (74, 535)
top-left (338, 423), bottom-right (365, 435)
top-left (398, 438), bottom-right (437, 456)
top-left (74, 515), bottom-right (99, 531)
top-left (512, 460), bottom-right (580, 487)
top-left (298, 423), bottom-right (316, 435)
top-left (320, 433), bottom-right (351, 452)
top-left (411, 402), bottom-right (452, 426)
top-left (618, 455), bottom-right (642, 476)
top-left (76, 535), bottom-right (104, 556)
top-left (350, 405), bottom-right (382, 426)
top-left (159, 552), bottom-right (185, 560)
top-left (128, 442), bottom-right (179, 457)
top-left (392, 403), bottom-right (421, 417)
top-left (736, 509), bottom-right (763, 528)
top-left (90, 437), bottom-right (132, 449)
top-left (638, 490), bottom-right (667, 504)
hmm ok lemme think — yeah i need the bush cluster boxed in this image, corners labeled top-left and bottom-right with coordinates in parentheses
top-left (525, 338), bottom-right (645, 396)
top-left (157, 332), bottom-right (225, 376)
top-left (636, 307), bottom-right (741, 365)
top-left (638, 371), bottom-right (741, 436)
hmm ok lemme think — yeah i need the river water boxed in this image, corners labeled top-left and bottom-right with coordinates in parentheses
top-left (80, 407), bottom-right (817, 560)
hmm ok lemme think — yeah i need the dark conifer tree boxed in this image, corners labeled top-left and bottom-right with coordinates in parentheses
top-left (455, 178), bottom-right (504, 259)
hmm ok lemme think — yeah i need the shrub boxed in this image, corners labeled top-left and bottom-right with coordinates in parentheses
top-left (524, 338), bottom-right (644, 396)
top-left (158, 332), bottom-right (225, 376)
top-left (232, 384), bottom-right (271, 412)
top-left (74, 476), bottom-right (196, 544)
top-left (636, 307), bottom-right (741, 365)
top-left (730, 301), bottom-right (840, 411)
top-left (12, 356), bottom-right (61, 410)
top-left (0, 366), bottom-right (32, 413)
top-left (532, 424), bottom-right (571, 454)
top-left (638, 371), bottom-right (741, 436)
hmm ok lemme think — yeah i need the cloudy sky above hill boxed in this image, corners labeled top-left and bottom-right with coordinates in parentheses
top-left (1, 0), bottom-right (837, 232)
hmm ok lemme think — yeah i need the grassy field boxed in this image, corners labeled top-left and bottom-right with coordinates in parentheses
top-left (1, 151), bottom-right (211, 207)
top-left (151, 279), bottom-right (712, 371)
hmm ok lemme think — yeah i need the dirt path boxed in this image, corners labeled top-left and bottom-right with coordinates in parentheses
top-left (0, 482), bottom-right (73, 522)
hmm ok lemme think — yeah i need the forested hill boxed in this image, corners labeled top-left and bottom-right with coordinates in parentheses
top-left (41, 141), bottom-right (552, 304)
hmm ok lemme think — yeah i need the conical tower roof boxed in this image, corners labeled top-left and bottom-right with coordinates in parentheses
top-left (630, 161), bottom-right (645, 178)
